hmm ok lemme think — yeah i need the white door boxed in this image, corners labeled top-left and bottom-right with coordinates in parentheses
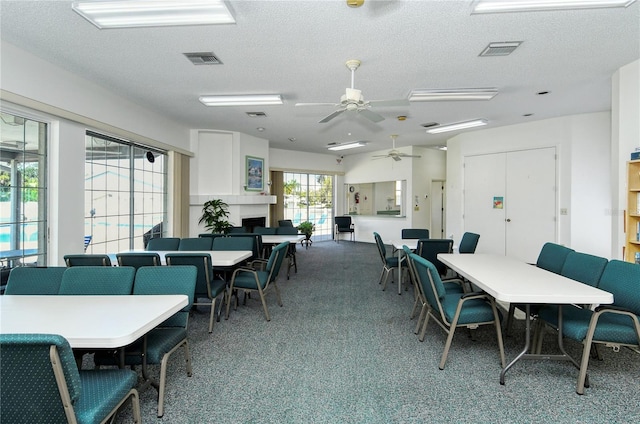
top-left (464, 154), bottom-right (506, 255)
top-left (463, 148), bottom-right (556, 262)
top-left (505, 148), bottom-right (556, 262)
top-left (430, 180), bottom-right (446, 239)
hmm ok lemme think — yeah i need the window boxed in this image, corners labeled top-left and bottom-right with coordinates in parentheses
top-left (0, 112), bottom-right (47, 267)
top-left (283, 172), bottom-right (333, 241)
top-left (84, 132), bottom-right (166, 253)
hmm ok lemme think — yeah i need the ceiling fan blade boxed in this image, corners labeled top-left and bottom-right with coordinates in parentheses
top-left (371, 154), bottom-right (389, 158)
top-left (392, 155), bottom-right (402, 162)
top-left (319, 109), bottom-right (346, 123)
top-left (295, 102), bottom-right (338, 107)
top-left (368, 99), bottom-right (410, 107)
top-left (358, 108), bottom-right (385, 123)
top-left (398, 153), bottom-right (422, 158)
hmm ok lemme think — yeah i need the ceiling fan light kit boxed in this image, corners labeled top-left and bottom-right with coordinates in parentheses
top-left (471, 0), bottom-right (636, 14)
top-left (426, 119), bottom-right (488, 134)
top-left (372, 135), bottom-right (422, 161)
top-left (199, 94), bottom-right (283, 106)
top-left (408, 88), bottom-right (499, 102)
top-left (72, 0), bottom-right (236, 29)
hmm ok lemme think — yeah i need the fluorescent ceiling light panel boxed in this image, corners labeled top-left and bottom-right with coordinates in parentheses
top-left (199, 95), bottom-right (283, 106)
top-left (328, 142), bottom-right (367, 151)
top-left (72, 0), bottom-right (236, 29)
top-left (408, 89), bottom-right (498, 102)
top-left (472, 0), bottom-right (636, 14)
top-left (426, 119), bottom-right (488, 134)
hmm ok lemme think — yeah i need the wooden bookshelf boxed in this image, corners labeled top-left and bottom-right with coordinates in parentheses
top-left (625, 160), bottom-right (640, 263)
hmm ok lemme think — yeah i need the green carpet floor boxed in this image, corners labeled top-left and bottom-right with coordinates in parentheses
top-left (113, 240), bottom-right (639, 423)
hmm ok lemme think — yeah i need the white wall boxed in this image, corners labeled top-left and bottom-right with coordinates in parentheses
top-left (446, 112), bottom-right (612, 258)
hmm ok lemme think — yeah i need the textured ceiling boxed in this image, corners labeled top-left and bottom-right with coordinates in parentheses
top-left (1, 0), bottom-right (638, 156)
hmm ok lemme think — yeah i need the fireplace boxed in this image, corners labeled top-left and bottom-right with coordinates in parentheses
top-left (241, 217), bottom-right (266, 233)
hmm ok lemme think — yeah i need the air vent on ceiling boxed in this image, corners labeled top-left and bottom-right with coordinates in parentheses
top-left (183, 52), bottom-right (222, 65)
top-left (479, 42), bottom-right (522, 57)
top-left (246, 112), bottom-right (267, 117)
top-left (421, 122), bottom-right (439, 128)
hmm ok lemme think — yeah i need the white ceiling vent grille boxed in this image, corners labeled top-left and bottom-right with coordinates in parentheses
top-left (246, 112), bottom-right (267, 117)
top-left (183, 52), bottom-right (222, 65)
top-left (479, 42), bottom-right (522, 57)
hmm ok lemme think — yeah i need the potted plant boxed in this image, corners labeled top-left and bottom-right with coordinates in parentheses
top-left (198, 199), bottom-right (233, 234)
top-left (297, 221), bottom-right (314, 241)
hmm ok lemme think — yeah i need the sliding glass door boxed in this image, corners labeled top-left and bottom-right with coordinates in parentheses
top-left (283, 172), bottom-right (333, 241)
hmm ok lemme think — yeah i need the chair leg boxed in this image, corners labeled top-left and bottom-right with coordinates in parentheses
top-left (415, 304), bottom-right (427, 335)
top-left (156, 340), bottom-right (190, 417)
top-left (258, 289), bottom-right (271, 321)
top-left (381, 268), bottom-right (391, 291)
top-left (418, 312), bottom-right (431, 342)
top-left (208, 298), bottom-right (216, 333)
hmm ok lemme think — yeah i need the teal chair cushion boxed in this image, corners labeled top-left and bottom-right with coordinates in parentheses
top-left (119, 327), bottom-right (188, 365)
top-left (75, 369), bottom-right (138, 424)
top-left (440, 293), bottom-right (500, 324)
top-left (232, 270), bottom-right (270, 290)
top-left (560, 251), bottom-right (608, 287)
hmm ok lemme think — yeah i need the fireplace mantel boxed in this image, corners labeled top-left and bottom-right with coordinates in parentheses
top-left (189, 195), bottom-right (277, 206)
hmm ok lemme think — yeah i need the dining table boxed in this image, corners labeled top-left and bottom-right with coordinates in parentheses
top-left (437, 253), bottom-right (613, 385)
top-left (390, 239), bottom-right (420, 295)
top-left (0, 294), bottom-right (188, 349)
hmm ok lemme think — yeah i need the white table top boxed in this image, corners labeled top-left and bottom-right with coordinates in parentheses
top-left (119, 250), bottom-right (252, 266)
top-left (0, 294), bottom-right (187, 349)
top-left (437, 253), bottom-right (613, 305)
top-left (391, 239), bottom-right (420, 250)
top-left (261, 235), bottom-right (305, 244)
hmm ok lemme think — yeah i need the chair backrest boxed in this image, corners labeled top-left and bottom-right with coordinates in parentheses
top-left (146, 237), bottom-right (180, 251)
top-left (335, 216), bottom-right (353, 231)
top-left (278, 219), bottom-right (294, 227)
top-left (458, 232), bottom-right (480, 254)
top-left (165, 253), bottom-right (213, 298)
top-left (64, 254), bottom-right (112, 267)
top-left (58, 266), bottom-right (135, 295)
top-left (116, 252), bottom-right (161, 269)
top-left (133, 265), bottom-right (197, 328)
top-left (402, 228), bottom-right (429, 239)
top-left (227, 233), bottom-right (263, 260)
top-left (199, 233), bottom-right (226, 244)
top-left (560, 251), bottom-right (608, 287)
top-left (536, 242), bottom-right (574, 274)
top-left (373, 232), bottom-right (387, 263)
top-left (254, 226), bottom-right (277, 235)
top-left (416, 239), bottom-right (454, 277)
top-left (597, 260), bottom-right (640, 314)
top-left (276, 226), bottom-right (299, 235)
top-left (213, 235), bottom-right (254, 252)
top-left (228, 226), bottom-right (248, 234)
top-left (265, 242), bottom-right (289, 283)
top-left (0, 333), bottom-right (82, 423)
top-left (410, 253), bottom-right (446, 310)
top-left (178, 237), bottom-right (212, 251)
top-left (5, 266), bottom-right (67, 295)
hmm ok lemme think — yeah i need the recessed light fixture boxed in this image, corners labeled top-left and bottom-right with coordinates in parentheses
top-left (471, 0), bottom-right (636, 14)
top-left (479, 42), bottom-right (522, 57)
top-left (288, 138), bottom-right (297, 142)
top-left (256, 127), bottom-right (265, 132)
top-left (408, 88), bottom-right (498, 102)
top-left (536, 91), bottom-right (550, 96)
top-left (426, 119), bottom-right (488, 134)
top-left (199, 95), bottom-right (283, 106)
top-left (437, 146), bottom-right (448, 151)
top-left (327, 141), bottom-right (368, 151)
top-left (246, 112), bottom-right (267, 117)
top-left (72, 0), bottom-right (236, 29)
top-left (523, 113), bottom-right (534, 117)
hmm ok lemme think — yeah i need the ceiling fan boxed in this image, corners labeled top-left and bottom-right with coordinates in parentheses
top-left (372, 135), bottom-right (422, 161)
top-left (295, 59), bottom-right (409, 124)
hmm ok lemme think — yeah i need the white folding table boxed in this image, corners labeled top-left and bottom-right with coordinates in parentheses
top-left (437, 253), bottom-right (613, 385)
top-left (390, 239), bottom-right (419, 295)
top-left (0, 294), bottom-right (187, 349)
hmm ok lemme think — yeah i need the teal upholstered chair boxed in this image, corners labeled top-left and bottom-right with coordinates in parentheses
top-left (146, 237), bottom-right (180, 251)
top-left (537, 260), bottom-right (640, 394)
top-left (276, 226), bottom-right (299, 278)
top-left (228, 226), bottom-right (248, 234)
top-left (64, 254), bottom-right (112, 267)
top-left (58, 266), bottom-right (135, 295)
top-left (458, 232), bottom-right (480, 253)
top-left (225, 233), bottom-right (263, 263)
top-left (226, 241), bottom-right (288, 321)
top-left (559, 251), bottom-right (608, 287)
top-left (334, 216), bottom-right (354, 242)
top-left (404, 246), bottom-right (464, 336)
top-left (505, 242), bottom-right (575, 335)
top-left (165, 253), bottom-right (226, 333)
top-left (415, 239), bottom-right (454, 278)
top-left (178, 237), bottom-right (212, 251)
top-left (127, 265), bottom-right (196, 417)
top-left (212, 235), bottom-right (255, 280)
top-left (199, 233), bottom-right (226, 245)
top-left (410, 253), bottom-right (505, 369)
top-left (278, 219), bottom-right (294, 227)
top-left (116, 252), bottom-right (162, 269)
top-left (5, 266), bottom-right (67, 295)
top-left (373, 232), bottom-right (402, 291)
top-left (402, 228), bottom-right (429, 239)
top-left (0, 333), bottom-right (140, 424)
top-left (254, 226), bottom-right (277, 235)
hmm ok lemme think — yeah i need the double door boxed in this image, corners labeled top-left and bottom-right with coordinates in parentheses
top-left (463, 148), bottom-right (556, 263)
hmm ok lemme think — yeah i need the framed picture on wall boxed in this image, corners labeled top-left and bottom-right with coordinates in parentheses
top-left (245, 155), bottom-right (264, 191)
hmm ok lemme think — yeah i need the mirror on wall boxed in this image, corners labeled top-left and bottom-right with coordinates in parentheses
top-left (344, 180), bottom-right (406, 217)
